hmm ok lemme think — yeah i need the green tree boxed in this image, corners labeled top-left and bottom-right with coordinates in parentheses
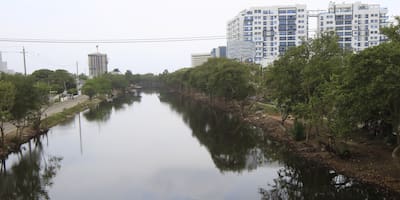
top-left (82, 81), bottom-right (96, 100)
top-left (211, 60), bottom-right (254, 101)
top-left (78, 73), bottom-right (88, 81)
top-left (380, 16), bottom-right (400, 43)
top-left (106, 74), bottom-right (129, 92)
top-left (339, 42), bottom-right (400, 156)
top-left (32, 69), bottom-right (76, 94)
top-left (31, 69), bottom-right (54, 82)
top-left (300, 33), bottom-right (344, 138)
top-left (0, 81), bottom-right (15, 146)
top-left (266, 44), bottom-right (308, 124)
top-left (266, 33), bottom-right (347, 141)
top-left (51, 70), bottom-right (75, 93)
top-left (31, 82), bottom-right (51, 132)
top-left (2, 74), bottom-right (38, 138)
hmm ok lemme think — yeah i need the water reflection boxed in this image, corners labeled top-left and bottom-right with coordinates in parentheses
top-left (83, 95), bottom-right (141, 122)
top-left (159, 92), bottom-right (399, 199)
top-left (159, 93), bottom-right (270, 173)
top-left (0, 137), bottom-right (62, 200)
top-left (258, 156), bottom-right (395, 200)
top-left (0, 93), bottom-right (397, 199)
top-left (83, 102), bottom-right (113, 122)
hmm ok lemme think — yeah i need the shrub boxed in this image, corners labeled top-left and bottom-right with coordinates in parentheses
top-left (291, 120), bottom-right (305, 141)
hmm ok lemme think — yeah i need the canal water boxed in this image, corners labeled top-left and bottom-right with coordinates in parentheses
top-left (0, 92), bottom-right (397, 199)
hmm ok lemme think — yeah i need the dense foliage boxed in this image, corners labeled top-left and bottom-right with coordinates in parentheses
top-left (162, 58), bottom-right (258, 102)
top-left (0, 73), bottom-right (52, 140)
top-left (81, 72), bottom-right (160, 99)
top-left (31, 69), bottom-right (76, 94)
top-left (265, 20), bottom-right (400, 155)
top-left (266, 32), bottom-right (348, 140)
top-left (160, 20), bottom-right (400, 156)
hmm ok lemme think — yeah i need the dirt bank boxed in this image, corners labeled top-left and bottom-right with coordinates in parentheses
top-left (176, 90), bottom-right (400, 197)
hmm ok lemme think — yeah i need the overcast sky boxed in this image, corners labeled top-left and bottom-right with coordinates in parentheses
top-left (1, 0), bottom-right (399, 75)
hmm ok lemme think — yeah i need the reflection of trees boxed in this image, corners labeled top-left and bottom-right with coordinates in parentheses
top-left (0, 138), bottom-right (62, 200)
top-left (258, 153), bottom-right (395, 200)
top-left (84, 95), bottom-right (141, 122)
top-left (84, 102), bottom-right (113, 122)
top-left (159, 92), bottom-right (397, 199)
top-left (159, 92), bottom-right (271, 172)
top-left (113, 95), bottom-right (141, 111)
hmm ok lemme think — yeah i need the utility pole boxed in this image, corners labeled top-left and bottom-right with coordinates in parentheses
top-left (22, 47), bottom-right (27, 76)
top-left (76, 61), bottom-right (79, 95)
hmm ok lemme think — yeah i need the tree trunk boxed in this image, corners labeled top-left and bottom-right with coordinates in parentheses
top-left (306, 122), bottom-right (311, 142)
top-left (393, 144), bottom-right (400, 158)
top-left (392, 115), bottom-right (400, 158)
top-left (0, 129), bottom-right (4, 147)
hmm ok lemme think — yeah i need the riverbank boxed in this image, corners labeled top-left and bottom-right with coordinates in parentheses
top-left (0, 97), bottom-right (102, 159)
top-left (173, 90), bottom-right (400, 197)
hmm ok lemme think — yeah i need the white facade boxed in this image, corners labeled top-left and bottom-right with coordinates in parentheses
top-left (227, 5), bottom-right (308, 66)
top-left (191, 53), bottom-right (212, 67)
top-left (318, 2), bottom-right (389, 51)
top-left (88, 53), bottom-right (108, 78)
top-left (0, 52), bottom-right (14, 74)
top-left (0, 52), bottom-right (7, 72)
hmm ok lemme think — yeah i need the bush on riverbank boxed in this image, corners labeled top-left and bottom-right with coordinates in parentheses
top-left (291, 120), bottom-right (305, 141)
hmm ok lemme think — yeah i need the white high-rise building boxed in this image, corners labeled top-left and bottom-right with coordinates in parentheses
top-left (227, 5), bottom-right (308, 66)
top-left (318, 2), bottom-right (389, 51)
top-left (88, 52), bottom-right (108, 78)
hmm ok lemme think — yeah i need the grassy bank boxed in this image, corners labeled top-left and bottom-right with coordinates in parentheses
top-left (41, 98), bottom-right (102, 129)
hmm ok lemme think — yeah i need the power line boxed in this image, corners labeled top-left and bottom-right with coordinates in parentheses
top-left (0, 36), bottom-right (226, 44)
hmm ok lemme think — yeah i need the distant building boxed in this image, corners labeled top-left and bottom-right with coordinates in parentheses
top-left (226, 40), bottom-right (255, 63)
top-left (210, 46), bottom-right (227, 58)
top-left (0, 52), bottom-right (7, 72)
top-left (191, 53), bottom-right (212, 67)
top-left (88, 52), bottom-right (108, 78)
top-left (227, 5), bottom-right (308, 66)
top-left (317, 2), bottom-right (389, 51)
top-left (0, 52), bottom-right (14, 74)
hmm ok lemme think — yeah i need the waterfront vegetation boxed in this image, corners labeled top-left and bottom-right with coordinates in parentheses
top-left (0, 65), bottom-right (160, 153)
top-left (0, 70), bottom-right (83, 152)
top-left (82, 70), bottom-right (160, 99)
top-left (160, 19), bottom-right (400, 157)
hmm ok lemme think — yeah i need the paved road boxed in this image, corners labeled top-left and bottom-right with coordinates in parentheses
top-left (44, 95), bottom-right (88, 117)
top-left (3, 95), bottom-right (89, 135)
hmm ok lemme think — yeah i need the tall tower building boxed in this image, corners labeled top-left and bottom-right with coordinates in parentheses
top-left (318, 2), bottom-right (389, 51)
top-left (227, 5), bottom-right (308, 66)
top-left (88, 52), bottom-right (108, 78)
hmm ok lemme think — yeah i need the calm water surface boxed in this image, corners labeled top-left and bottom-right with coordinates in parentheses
top-left (0, 92), bottom-right (397, 199)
